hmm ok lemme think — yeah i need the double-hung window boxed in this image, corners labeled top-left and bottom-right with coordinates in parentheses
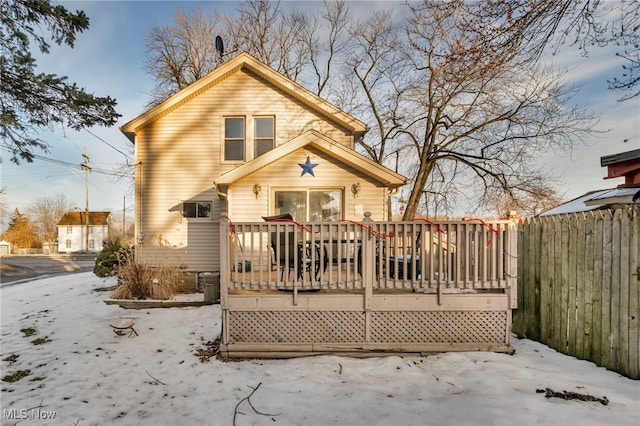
top-left (224, 117), bottom-right (245, 161)
top-left (224, 116), bottom-right (275, 161)
top-left (183, 202), bottom-right (212, 219)
top-left (254, 117), bottom-right (274, 157)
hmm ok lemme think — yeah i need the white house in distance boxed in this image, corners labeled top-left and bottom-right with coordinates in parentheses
top-left (57, 211), bottom-right (110, 253)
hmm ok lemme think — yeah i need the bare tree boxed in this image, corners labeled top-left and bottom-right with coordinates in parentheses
top-left (225, 0), bottom-right (311, 82)
top-left (472, 0), bottom-right (640, 100)
top-left (603, 1), bottom-right (639, 100)
top-left (145, 6), bottom-right (224, 106)
top-left (26, 193), bottom-right (74, 244)
top-left (475, 175), bottom-right (566, 218)
top-left (145, 1), bottom-right (352, 102)
top-left (347, 9), bottom-right (408, 165)
top-left (299, 0), bottom-right (352, 98)
top-left (391, 2), bottom-right (598, 219)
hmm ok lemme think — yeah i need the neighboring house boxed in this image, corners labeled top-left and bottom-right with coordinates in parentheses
top-left (0, 240), bottom-right (11, 255)
top-left (120, 52), bottom-right (407, 273)
top-left (540, 148), bottom-right (640, 216)
top-left (57, 212), bottom-right (110, 253)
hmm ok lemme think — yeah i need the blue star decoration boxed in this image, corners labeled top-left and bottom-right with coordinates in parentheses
top-left (298, 156), bottom-right (318, 177)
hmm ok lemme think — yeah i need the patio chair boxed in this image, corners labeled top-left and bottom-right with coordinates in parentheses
top-left (329, 238), bottom-right (358, 270)
top-left (270, 231), bottom-right (299, 280)
top-left (110, 317), bottom-right (138, 338)
top-left (270, 232), bottom-right (326, 281)
top-left (388, 231), bottom-right (422, 280)
top-left (264, 214), bottom-right (326, 281)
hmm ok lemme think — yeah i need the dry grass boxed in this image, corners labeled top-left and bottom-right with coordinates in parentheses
top-left (110, 250), bottom-right (182, 300)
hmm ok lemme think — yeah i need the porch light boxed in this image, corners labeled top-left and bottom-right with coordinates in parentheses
top-left (351, 182), bottom-right (361, 198)
top-left (252, 183), bottom-right (262, 198)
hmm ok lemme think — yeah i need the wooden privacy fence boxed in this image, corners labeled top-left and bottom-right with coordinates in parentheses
top-left (219, 213), bottom-right (518, 358)
top-left (513, 207), bottom-right (639, 379)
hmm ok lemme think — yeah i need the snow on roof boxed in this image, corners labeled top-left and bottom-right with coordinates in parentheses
top-left (585, 187), bottom-right (640, 203)
top-left (539, 187), bottom-right (640, 216)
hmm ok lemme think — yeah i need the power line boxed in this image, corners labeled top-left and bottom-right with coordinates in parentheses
top-left (83, 128), bottom-right (133, 162)
top-left (0, 148), bottom-right (132, 177)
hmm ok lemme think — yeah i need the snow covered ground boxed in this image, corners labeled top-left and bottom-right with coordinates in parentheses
top-left (1, 272), bottom-right (638, 426)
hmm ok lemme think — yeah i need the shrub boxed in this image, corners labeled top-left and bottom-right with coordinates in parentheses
top-left (94, 239), bottom-right (132, 277)
top-left (110, 249), bottom-right (181, 300)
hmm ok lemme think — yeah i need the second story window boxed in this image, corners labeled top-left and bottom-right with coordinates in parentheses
top-left (255, 116), bottom-right (274, 157)
top-left (224, 117), bottom-right (245, 161)
top-left (67, 226), bottom-right (73, 234)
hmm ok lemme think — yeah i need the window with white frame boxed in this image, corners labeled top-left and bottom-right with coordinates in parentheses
top-left (224, 117), bottom-right (245, 161)
top-left (89, 240), bottom-right (95, 249)
top-left (182, 202), bottom-right (212, 219)
top-left (88, 226), bottom-right (94, 235)
top-left (254, 116), bottom-right (274, 157)
top-left (67, 226), bottom-right (72, 234)
top-left (273, 189), bottom-right (342, 222)
top-left (224, 116), bottom-right (276, 161)
top-left (66, 240), bottom-right (71, 249)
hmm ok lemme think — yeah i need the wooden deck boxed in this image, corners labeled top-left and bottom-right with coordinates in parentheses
top-left (219, 214), bottom-right (518, 358)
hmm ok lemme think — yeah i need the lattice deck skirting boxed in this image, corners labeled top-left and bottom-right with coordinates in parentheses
top-left (370, 311), bottom-right (507, 343)
top-left (223, 305), bottom-right (512, 358)
top-left (229, 311), bottom-right (365, 343)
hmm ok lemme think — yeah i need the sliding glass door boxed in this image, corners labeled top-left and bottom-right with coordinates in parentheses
top-left (274, 189), bottom-right (342, 221)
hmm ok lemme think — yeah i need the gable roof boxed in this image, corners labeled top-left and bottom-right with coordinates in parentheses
top-left (57, 211), bottom-right (111, 226)
top-left (120, 52), bottom-right (368, 142)
top-left (214, 130), bottom-right (408, 194)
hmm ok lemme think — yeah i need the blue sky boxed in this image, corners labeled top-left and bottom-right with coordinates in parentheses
top-left (1, 1), bottom-right (639, 230)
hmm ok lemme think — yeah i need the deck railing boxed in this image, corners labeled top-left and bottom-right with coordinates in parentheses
top-left (220, 213), bottom-right (518, 302)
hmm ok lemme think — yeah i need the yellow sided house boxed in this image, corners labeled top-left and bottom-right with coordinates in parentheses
top-left (121, 52), bottom-right (406, 272)
top-left (121, 52), bottom-right (518, 358)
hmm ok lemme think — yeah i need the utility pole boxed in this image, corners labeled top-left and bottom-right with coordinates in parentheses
top-left (122, 195), bottom-right (125, 241)
top-left (81, 148), bottom-right (91, 254)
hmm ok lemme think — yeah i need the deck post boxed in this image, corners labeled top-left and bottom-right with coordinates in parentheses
top-left (219, 212), bottom-right (230, 345)
top-left (362, 212), bottom-right (374, 343)
top-left (507, 220), bottom-right (518, 309)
